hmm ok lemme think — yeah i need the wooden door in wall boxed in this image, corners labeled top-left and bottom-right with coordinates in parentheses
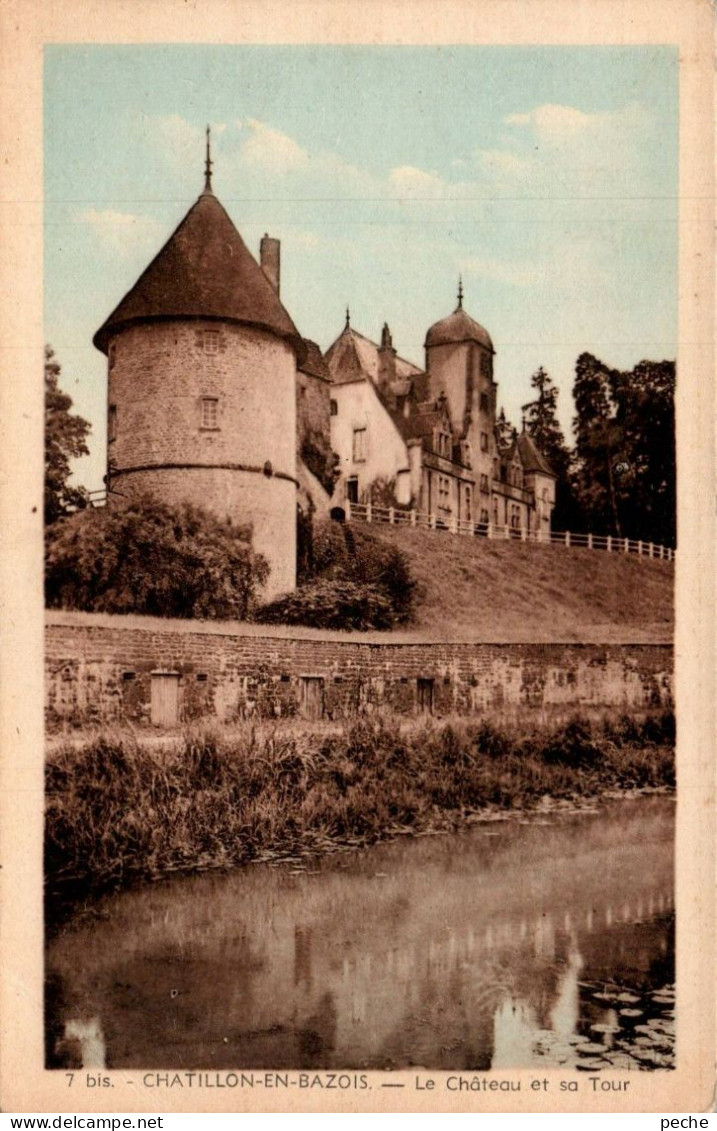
top-left (300, 676), bottom-right (324, 720)
top-left (417, 677), bottom-right (435, 715)
top-left (151, 671), bottom-right (180, 727)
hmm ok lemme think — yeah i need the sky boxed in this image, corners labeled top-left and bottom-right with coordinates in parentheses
top-left (44, 45), bottom-right (679, 491)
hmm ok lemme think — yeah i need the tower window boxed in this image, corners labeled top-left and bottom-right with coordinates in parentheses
top-left (480, 431), bottom-right (489, 452)
top-left (353, 427), bottom-right (367, 462)
top-left (201, 397), bottom-right (219, 430)
top-left (480, 392), bottom-right (489, 413)
top-left (203, 330), bottom-right (220, 354)
top-left (330, 399), bottom-right (338, 416)
top-left (108, 404), bottom-right (117, 442)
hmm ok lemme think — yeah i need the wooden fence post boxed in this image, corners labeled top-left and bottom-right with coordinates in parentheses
top-left (607, 536), bottom-right (612, 552)
top-left (345, 499), bottom-right (352, 523)
top-left (388, 506), bottom-right (395, 525)
top-left (366, 501), bottom-right (372, 524)
top-left (565, 531), bottom-right (571, 547)
top-left (410, 508), bottom-right (417, 526)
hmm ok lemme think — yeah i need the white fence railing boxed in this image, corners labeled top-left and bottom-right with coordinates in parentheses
top-left (82, 490), bottom-right (675, 562)
top-left (345, 501), bottom-right (675, 562)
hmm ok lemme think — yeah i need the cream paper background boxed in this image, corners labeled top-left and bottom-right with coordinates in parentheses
top-left (0, 0), bottom-right (713, 1114)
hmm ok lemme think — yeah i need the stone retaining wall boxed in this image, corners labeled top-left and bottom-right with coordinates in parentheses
top-left (45, 613), bottom-right (673, 729)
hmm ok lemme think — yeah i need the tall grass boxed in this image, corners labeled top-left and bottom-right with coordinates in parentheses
top-left (45, 712), bottom-right (674, 919)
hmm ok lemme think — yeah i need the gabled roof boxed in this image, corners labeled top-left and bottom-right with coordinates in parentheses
top-left (93, 189), bottom-right (304, 357)
top-left (324, 324), bottom-right (423, 387)
top-left (516, 431), bottom-right (556, 477)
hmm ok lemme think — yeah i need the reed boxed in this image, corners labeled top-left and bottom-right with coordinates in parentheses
top-left (45, 712), bottom-right (674, 919)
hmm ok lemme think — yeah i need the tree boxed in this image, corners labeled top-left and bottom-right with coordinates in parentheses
top-left (571, 353), bottom-right (676, 546)
top-left (521, 367), bottom-right (574, 530)
top-left (45, 495), bottom-right (269, 619)
top-left (611, 359), bottom-right (676, 548)
top-left (45, 346), bottom-right (91, 524)
top-left (495, 407), bottom-right (515, 449)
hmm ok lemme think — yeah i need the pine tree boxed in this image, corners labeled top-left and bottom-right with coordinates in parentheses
top-left (521, 367), bottom-right (573, 529)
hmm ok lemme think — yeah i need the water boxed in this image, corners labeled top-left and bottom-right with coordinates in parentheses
top-left (46, 795), bottom-right (674, 1071)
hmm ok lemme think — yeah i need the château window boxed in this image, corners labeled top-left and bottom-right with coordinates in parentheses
top-left (480, 392), bottom-right (489, 413)
top-left (480, 432), bottom-right (489, 452)
top-left (330, 398), bottom-right (338, 416)
top-left (203, 330), bottom-right (220, 355)
top-left (479, 473), bottom-right (489, 494)
top-left (353, 427), bottom-right (367, 462)
top-left (438, 475), bottom-right (450, 509)
top-left (108, 404), bottom-right (117, 442)
top-left (480, 508), bottom-right (489, 524)
top-left (201, 397), bottom-right (219, 430)
top-left (480, 352), bottom-right (492, 378)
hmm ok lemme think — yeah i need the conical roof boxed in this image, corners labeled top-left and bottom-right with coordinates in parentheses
top-left (93, 190), bottom-right (304, 357)
top-left (516, 430), bottom-right (556, 477)
top-left (425, 306), bottom-right (493, 352)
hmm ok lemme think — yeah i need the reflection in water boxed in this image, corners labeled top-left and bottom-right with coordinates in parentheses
top-left (46, 796), bottom-right (675, 1070)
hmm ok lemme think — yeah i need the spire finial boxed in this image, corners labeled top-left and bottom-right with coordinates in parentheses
top-left (457, 275), bottom-right (464, 310)
top-left (345, 305), bottom-right (351, 329)
top-left (204, 125), bottom-right (213, 193)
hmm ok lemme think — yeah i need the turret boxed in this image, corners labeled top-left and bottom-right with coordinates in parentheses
top-left (93, 130), bottom-right (303, 599)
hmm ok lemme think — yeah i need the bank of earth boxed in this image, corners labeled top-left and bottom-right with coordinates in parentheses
top-left (46, 711), bottom-right (674, 926)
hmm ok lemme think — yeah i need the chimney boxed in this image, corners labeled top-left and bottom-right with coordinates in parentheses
top-left (378, 322), bottom-right (397, 401)
top-left (260, 234), bottom-right (280, 295)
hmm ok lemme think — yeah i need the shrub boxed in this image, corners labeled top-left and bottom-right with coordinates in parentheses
top-left (541, 716), bottom-right (603, 767)
top-left (45, 494), bottom-right (269, 620)
top-left (300, 518), bottom-right (417, 627)
top-left (255, 579), bottom-right (396, 631)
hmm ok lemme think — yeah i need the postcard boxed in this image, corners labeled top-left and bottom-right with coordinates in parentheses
top-left (0, 0), bottom-right (714, 1115)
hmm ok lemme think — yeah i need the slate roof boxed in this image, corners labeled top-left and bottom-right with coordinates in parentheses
top-left (425, 307), bottom-right (494, 352)
top-left (324, 325), bottom-right (423, 387)
top-left (516, 430), bottom-right (556, 477)
top-left (299, 339), bottom-right (331, 382)
top-left (93, 189), bottom-right (304, 357)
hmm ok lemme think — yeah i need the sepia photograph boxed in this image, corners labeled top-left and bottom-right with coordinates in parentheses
top-left (0, 0), bottom-right (714, 1116)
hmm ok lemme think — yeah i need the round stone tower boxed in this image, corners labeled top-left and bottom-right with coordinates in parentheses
top-left (93, 141), bottom-right (304, 599)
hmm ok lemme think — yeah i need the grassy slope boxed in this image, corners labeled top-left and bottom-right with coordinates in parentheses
top-left (363, 525), bottom-right (673, 643)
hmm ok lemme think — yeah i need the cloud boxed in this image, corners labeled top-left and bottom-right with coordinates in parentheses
top-left (239, 118), bottom-right (308, 173)
top-left (388, 165), bottom-right (449, 199)
top-left (505, 103), bottom-right (603, 140)
top-left (460, 234), bottom-right (610, 292)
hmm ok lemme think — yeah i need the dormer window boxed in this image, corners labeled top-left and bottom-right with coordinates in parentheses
top-left (203, 330), bottom-right (220, 355)
top-left (201, 397), bottom-right (219, 430)
top-left (434, 430), bottom-right (452, 458)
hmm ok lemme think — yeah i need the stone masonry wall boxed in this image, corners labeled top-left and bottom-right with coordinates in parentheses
top-left (46, 614), bottom-right (673, 730)
top-left (107, 320), bottom-right (297, 597)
